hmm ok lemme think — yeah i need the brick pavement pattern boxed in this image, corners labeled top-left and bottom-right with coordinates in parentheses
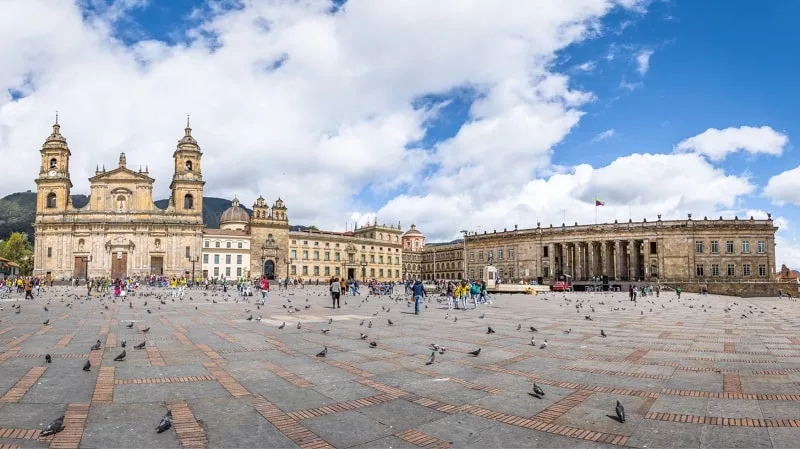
top-left (1, 285), bottom-right (800, 447)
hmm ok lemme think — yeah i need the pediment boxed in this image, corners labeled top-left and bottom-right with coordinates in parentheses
top-left (89, 167), bottom-right (154, 183)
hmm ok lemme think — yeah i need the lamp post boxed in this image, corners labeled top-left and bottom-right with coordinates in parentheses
top-left (460, 230), bottom-right (469, 281)
top-left (285, 257), bottom-right (292, 284)
top-left (84, 255), bottom-right (92, 285)
top-left (187, 255), bottom-right (199, 287)
top-left (360, 260), bottom-right (367, 284)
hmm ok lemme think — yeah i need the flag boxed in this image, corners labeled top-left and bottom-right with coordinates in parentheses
top-left (595, 197), bottom-right (605, 207)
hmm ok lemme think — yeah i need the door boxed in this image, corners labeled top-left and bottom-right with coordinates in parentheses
top-left (263, 260), bottom-right (275, 279)
top-left (347, 268), bottom-right (355, 280)
top-left (111, 252), bottom-right (127, 279)
top-left (73, 257), bottom-right (86, 280)
top-left (150, 256), bottom-right (164, 275)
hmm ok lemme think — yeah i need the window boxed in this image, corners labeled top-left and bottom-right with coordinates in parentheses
top-left (469, 270), bottom-right (475, 279)
top-left (185, 246), bottom-right (190, 258)
top-left (226, 242), bottom-right (231, 248)
top-left (542, 246), bottom-right (548, 257)
top-left (395, 256), bottom-right (399, 265)
top-left (225, 255), bottom-right (231, 264)
top-left (292, 240), bottom-right (296, 244)
top-left (184, 194), bottom-right (194, 209)
top-left (543, 266), bottom-right (550, 277)
top-left (291, 250), bottom-right (297, 259)
top-left (695, 264), bottom-right (704, 276)
top-left (290, 265), bottom-right (296, 275)
top-left (325, 242), bottom-right (330, 247)
top-left (649, 242), bottom-right (656, 254)
top-left (379, 256), bottom-right (384, 264)
top-left (302, 250), bottom-right (308, 260)
top-left (313, 266), bottom-right (319, 276)
top-left (236, 255), bottom-right (242, 265)
top-left (361, 254), bottom-right (366, 262)
top-left (508, 267), bottom-right (514, 278)
top-left (46, 193), bottom-right (57, 209)
top-left (758, 264), bottom-right (767, 277)
top-left (499, 249), bottom-right (503, 260)
top-left (757, 241), bottom-right (766, 254)
top-left (324, 266), bottom-right (330, 276)
top-left (203, 254), bottom-right (208, 263)
top-left (225, 267), bottom-right (230, 277)
top-left (710, 241), bottom-right (719, 254)
top-left (214, 255), bottom-right (219, 264)
top-left (509, 249), bottom-right (514, 259)
top-left (47, 247), bottom-right (52, 258)
top-left (335, 267), bottom-right (340, 276)
top-left (379, 269), bottom-right (384, 277)
top-left (727, 264), bottom-right (735, 276)
top-left (303, 241), bottom-right (308, 245)
top-left (711, 264), bottom-right (719, 276)
top-left (742, 241), bottom-right (750, 254)
top-left (215, 241), bottom-right (220, 248)
top-left (49, 158), bottom-right (57, 169)
top-left (395, 270), bottom-right (400, 278)
top-left (313, 251), bottom-right (319, 260)
top-left (204, 241), bottom-right (209, 248)
top-left (214, 267), bottom-right (219, 276)
top-left (370, 268), bottom-right (375, 277)
top-left (478, 251), bottom-right (483, 260)
top-left (302, 266), bottom-right (308, 275)
top-left (370, 255), bottom-right (375, 263)
top-left (324, 252), bottom-right (330, 261)
top-left (238, 242), bottom-right (242, 249)
top-left (335, 252), bottom-right (340, 261)
top-left (695, 241), bottom-right (703, 254)
top-left (743, 264), bottom-right (751, 276)
top-left (185, 160), bottom-right (193, 171)
top-left (726, 241), bottom-right (734, 253)
top-left (236, 267), bottom-right (242, 277)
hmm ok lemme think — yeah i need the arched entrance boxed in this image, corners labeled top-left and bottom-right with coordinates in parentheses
top-left (263, 260), bottom-right (275, 280)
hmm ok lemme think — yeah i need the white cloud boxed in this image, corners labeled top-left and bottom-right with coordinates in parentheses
top-left (592, 128), bottom-right (616, 142)
top-left (575, 61), bottom-right (596, 72)
top-left (674, 126), bottom-right (789, 161)
top-left (0, 0), bottom-right (644, 231)
top-left (764, 165), bottom-right (800, 206)
top-left (634, 49), bottom-right (653, 75)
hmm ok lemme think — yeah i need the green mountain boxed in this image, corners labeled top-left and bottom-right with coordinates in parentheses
top-left (0, 192), bottom-right (254, 241)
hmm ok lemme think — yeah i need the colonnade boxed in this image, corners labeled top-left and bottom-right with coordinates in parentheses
top-left (547, 239), bottom-right (651, 281)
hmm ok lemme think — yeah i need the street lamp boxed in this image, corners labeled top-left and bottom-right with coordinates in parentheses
top-left (285, 257), bottom-right (293, 283)
top-left (187, 255), bottom-right (199, 287)
top-left (84, 256), bottom-right (92, 284)
top-left (360, 260), bottom-right (367, 284)
top-left (460, 230), bottom-right (469, 281)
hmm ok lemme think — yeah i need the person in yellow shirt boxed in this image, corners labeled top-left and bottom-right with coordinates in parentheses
top-left (169, 277), bottom-right (178, 297)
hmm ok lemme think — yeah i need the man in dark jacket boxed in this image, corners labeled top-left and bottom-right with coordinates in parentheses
top-left (412, 279), bottom-right (425, 314)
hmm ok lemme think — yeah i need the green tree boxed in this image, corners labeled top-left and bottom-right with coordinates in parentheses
top-left (308, 225), bottom-right (319, 231)
top-left (0, 232), bottom-right (33, 269)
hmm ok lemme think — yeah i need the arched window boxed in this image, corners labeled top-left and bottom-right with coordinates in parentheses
top-left (185, 160), bottom-right (193, 171)
top-left (116, 195), bottom-right (126, 212)
top-left (46, 193), bottom-right (57, 208)
top-left (49, 158), bottom-right (57, 169)
top-left (184, 194), bottom-right (194, 209)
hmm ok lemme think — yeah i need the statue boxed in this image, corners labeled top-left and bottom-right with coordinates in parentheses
top-left (154, 239), bottom-right (161, 250)
top-left (488, 253), bottom-right (494, 266)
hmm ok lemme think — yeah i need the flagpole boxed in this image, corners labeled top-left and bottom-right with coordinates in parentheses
top-left (595, 203), bottom-right (598, 224)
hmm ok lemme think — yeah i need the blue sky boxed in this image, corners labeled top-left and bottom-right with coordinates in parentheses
top-left (2, 0), bottom-right (800, 266)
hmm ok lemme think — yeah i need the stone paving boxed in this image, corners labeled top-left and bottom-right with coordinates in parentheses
top-left (0, 285), bottom-right (799, 448)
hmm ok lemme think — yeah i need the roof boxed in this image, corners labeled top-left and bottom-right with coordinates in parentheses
top-left (203, 228), bottom-right (249, 237)
top-left (403, 224), bottom-right (424, 237)
top-left (219, 197), bottom-right (250, 224)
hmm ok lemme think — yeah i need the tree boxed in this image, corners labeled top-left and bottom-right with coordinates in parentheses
top-left (308, 225), bottom-right (319, 231)
top-left (0, 232), bottom-right (33, 270)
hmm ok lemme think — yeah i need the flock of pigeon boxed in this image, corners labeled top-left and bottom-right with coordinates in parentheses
top-left (3, 282), bottom-right (790, 439)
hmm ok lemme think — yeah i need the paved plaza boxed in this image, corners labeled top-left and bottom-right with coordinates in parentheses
top-left (1, 285), bottom-right (800, 448)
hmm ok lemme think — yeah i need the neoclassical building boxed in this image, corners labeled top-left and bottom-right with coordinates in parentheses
top-left (460, 216), bottom-right (778, 283)
top-left (401, 224), bottom-right (425, 280)
top-left (33, 119), bottom-right (205, 280)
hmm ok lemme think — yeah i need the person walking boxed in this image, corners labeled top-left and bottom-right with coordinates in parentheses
top-left (260, 276), bottom-right (269, 305)
top-left (412, 279), bottom-right (426, 314)
top-left (330, 277), bottom-right (341, 309)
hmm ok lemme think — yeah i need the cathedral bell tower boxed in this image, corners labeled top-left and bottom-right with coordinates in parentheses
top-left (169, 116), bottom-right (205, 216)
top-left (35, 114), bottom-right (73, 214)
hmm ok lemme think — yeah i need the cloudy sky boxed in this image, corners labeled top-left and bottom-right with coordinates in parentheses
top-left (2, 0), bottom-right (800, 268)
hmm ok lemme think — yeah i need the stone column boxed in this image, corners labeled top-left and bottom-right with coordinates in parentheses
top-left (588, 242), bottom-right (595, 279)
top-left (548, 243), bottom-right (555, 278)
top-left (629, 239), bottom-right (638, 281)
top-left (643, 239), bottom-right (650, 279)
top-left (600, 241), bottom-right (608, 277)
top-left (615, 240), bottom-right (624, 281)
top-left (573, 242), bottom-right (581, 280)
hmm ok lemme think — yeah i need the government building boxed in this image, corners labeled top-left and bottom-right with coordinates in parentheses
top-left (31, 119), bottom-right (778, 285)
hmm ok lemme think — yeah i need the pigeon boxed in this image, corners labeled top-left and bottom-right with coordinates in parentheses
top-left (156, 410), bottom-right (173, 433)
top-left (359, 320), bottom-right (364, 326)
top-left (360, 333), bottom-right (368, 340)
top-left (530, 336), bottom-right (536, 346)
top-left (487, 326), bottom-right (495, 334)
top-left (40, 415), bottom-right (65, 437)
top-left (453, 316), bottom-right (457, 323)
top-left (43, 319), bottom-right (50, 325)
top-left (467, 348), bottom-right (481, 356)
top-left (321, 328), bottom-right (330, 334)
top-left (533, 383), bottom-right (545, 396)
top-left (479, 314), bottom-right (485, 319)
top-left (147, 309), bottom-right (152, 314)
top-left (126, 322), bottom-right (134, 328)
top-left (600, 329), bottom-right (607, 338)
top-left (114, 350), bottom-right (126, 361)
top-left (615, 400), bottom-right (626, 422)
top-left (369, 342), bottom-right (377, 348)
top-left (90, 340), bottom-right (102, 350)
top-left (387, 319), bottom-right (394, 326)
top-left (426, 351), bottom-right (435, 365)
top-left (517, 323), bottom-right (521, 330)
top-left (134, 341), bottom-right (146, 349)
top-left (564, 329), bottom-right (571, 334)
top-left (141, 327), bottom-right (150, 333)
top-left (121, 339), bottom-right (127, 348)
top-left (368, 321), bottom-right (373, 328)
top-left (297, 322), bottom-right (302, 329)
top-left (530, 326), bottom-right (538, 332)
top-left (45, 354), bottom-right (52, 363)
top-left (83, 360), bottom-right (91, 371)
top-left (246, 314), bottom-right (253, 321)
top-left (316, 346), bottom-right (327, 357)
top-left (540, 339), bottom-right (548, 349)
top-left (328, 318), bottom-right (333, 324)
top-left (278, 322), bottom-right (285, 329)
top-left (44, 306), bottom-right (49, 311)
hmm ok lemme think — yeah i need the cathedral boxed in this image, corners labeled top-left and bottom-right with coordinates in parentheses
top-left (33, 118), bottom-right (206, 280)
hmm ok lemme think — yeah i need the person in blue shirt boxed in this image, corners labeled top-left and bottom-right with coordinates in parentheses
top-left (412, 279), bottom-right (426, 314)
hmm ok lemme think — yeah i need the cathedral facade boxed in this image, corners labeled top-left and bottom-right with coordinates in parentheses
top-left (33, 119), bottom-right (206, 280)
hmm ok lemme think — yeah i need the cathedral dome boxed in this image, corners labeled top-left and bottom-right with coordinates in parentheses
top-left (220, 197), bottom-right (250, 226)
top-left (403, 224), bottom-right (423, 237)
